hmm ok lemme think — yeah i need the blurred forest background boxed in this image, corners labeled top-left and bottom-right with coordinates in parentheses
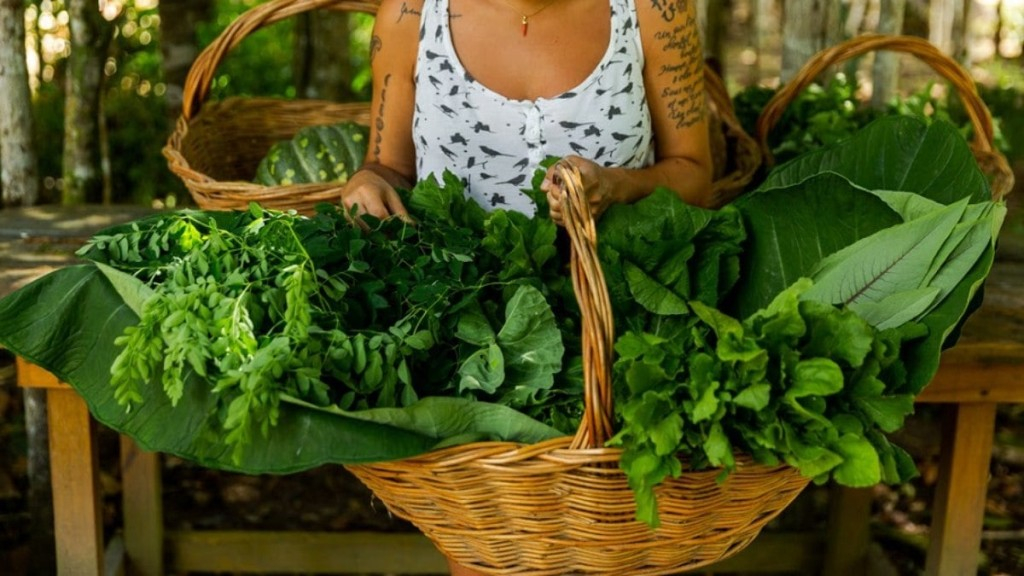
top-left (2, 1), bottom-right (1024, 575)
top-left (0, 0), bottom-right (1022, 210)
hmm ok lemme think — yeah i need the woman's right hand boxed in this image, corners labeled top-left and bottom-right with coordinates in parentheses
top-left (340, 168), bottom-right (411, 222)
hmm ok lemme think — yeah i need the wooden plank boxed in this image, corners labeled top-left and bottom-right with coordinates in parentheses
top-left (15, 356), bottom-right (69, 389)
top-left (821, 486), bottom-right (873, 576)
top-left (917, 342), bottom-right (1024, 404)
top-left (165, 529), bottom-right (822, 574)
top-left (924, 403), bottom-right (995, 576)
top-left (166, 530), bottom-right (449, 574)
top-left (120, 436), bottom-right (164, 576)
top-left (47, 387), bottom-right (105, 576)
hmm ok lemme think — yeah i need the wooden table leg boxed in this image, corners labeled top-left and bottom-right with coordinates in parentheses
top-left (46, 387), bottom-right (105, 576)
top-left (121, 436), bottom-right (164, 576)
top-left (822, 486), bottom-right (873, 576)
top-left (924, 403), bottom-right (996, 576)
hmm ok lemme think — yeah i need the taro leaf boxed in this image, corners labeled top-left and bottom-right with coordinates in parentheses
top-left (287, 395), bottom-right (564, 447)
top-left (728, 173), bottom-right (901, 318)
top-left (759, 116), bottom-right (991, 205)
top-left (0, 265), bottom-right (437, 474)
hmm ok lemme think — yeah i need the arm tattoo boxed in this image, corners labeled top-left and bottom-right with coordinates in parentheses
top-left (398, 2), bottom-right (421, 22)
top-left (653, 0), bottom-right (704, 129)
top-left (369, 35), bottom-right (382, 64)
top-left (372, 73), bottom-right (391, 160)
top-left (651, 0), bottom-right (686, 22)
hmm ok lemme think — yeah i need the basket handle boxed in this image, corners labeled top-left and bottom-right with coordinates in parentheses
top-left (555, 162), bottom-right (617, 450)
top-left (754, 33), bottom-right (1014, 200)
top-left (704, 64), bottom-right (762, 207)
top-left (180, 0), bottom-right (381, 121)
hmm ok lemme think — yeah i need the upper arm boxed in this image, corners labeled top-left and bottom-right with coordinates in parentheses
top-left (364, 0), bottom-right (422, 181)
top-left (636, 0), bottom-right (712, 172)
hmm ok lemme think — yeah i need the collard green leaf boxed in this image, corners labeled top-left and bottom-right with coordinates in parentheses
top-left (624, 261), bottom-right (690, 315)
top-left (496, 284), bottom-right (564, 403)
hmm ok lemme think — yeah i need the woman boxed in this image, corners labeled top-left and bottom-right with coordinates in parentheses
top-left (342, 0), bottom-right (713, 223)
top-left (341, 0), bottom-right (712, 572)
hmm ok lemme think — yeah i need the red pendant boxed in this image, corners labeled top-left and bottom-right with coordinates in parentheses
top-left (522, 16), bottom-right (528, 37)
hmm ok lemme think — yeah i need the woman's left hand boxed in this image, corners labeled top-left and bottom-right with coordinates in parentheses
top-left (541, 156), bottom-right (621, 226)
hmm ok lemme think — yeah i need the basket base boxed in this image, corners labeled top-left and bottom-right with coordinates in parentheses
top-left (346, 439), bottom-right (811, 575)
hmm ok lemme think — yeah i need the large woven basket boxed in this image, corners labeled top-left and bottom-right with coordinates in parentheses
top-left (346, 162), bottom-right (810, 575)
top-left (755, 33), bottom-right (1015, 201)
top-left (163, 0), bottom-right (760, 214)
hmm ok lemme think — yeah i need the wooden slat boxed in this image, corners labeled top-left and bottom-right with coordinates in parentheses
top-left (47, 387), bottom-right (104, 576)
top-left (15, 356), bottom-right (68, 389)
top-left (821, 486), bottom-right (873, 576)
top-left (924, 403), bottom-right (996, 576)
top-left (917, 342), bottom-right (1024, 404)
top-left (165, 529), bottom-right (823, 574)
top-left (167, 530), bottom-right (449, 574)
top-left (120, 436), bottom-right (164, 576)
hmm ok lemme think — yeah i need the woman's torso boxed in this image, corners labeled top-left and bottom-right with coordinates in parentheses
top-left (412, 0), bottom-right (654, 215)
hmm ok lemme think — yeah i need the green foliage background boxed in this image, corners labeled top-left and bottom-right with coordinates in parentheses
top-left (28, 0), bottom-right (375, 207)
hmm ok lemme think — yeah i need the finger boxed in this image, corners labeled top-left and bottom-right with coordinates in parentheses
top-left (384, 190), bottom-right (414, 224)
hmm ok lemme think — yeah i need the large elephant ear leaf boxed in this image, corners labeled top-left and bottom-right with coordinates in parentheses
top-left (0, 265), bottom-right (437, 474)
top-left (759, 116), bottom-right (991, 204)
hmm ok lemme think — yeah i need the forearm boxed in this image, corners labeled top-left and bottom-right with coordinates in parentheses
top-left (606, 156), bottom-right (713, 209)
top-left (356, 161), bottom-right (414, 191)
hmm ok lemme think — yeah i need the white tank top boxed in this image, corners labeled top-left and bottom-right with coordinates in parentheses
top-left (413, 0), bottom-right (654, 216)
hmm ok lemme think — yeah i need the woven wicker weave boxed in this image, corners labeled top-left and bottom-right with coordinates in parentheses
top-left (755, 33), bottom-right (1015, 200)
top-left (163, 0), bottom-right (760, 213)
top-left (346, 162), bottom-right (811, 575)
top-left (163, 0), bottom-right (378, 213)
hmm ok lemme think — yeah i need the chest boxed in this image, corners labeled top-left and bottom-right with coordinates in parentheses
top-left (448, 0), bottom-right (614, 101)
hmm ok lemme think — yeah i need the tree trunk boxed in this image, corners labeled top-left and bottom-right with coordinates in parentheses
top-left (159, 0), bottom-right (213, 123)
top-left (0, 0), bottom-right (40, 207)
top-left (63, 0), bottom-right (114, 205)
top-left (871, 0), bottom-right (907, 109)
top-left (295, 11), bottom-right (355, 101)
top-left (755, 0), bottom-right (779, 82)
top-left (701, 0), bottom-right (728, 75)
top-left (780, 0), bottom-right (845, 82)
top-left (929, 0), bottom-right (969, 63)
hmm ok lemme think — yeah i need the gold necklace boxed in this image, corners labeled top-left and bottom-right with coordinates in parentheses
top-left (496, 0), bottom-right (560, 37)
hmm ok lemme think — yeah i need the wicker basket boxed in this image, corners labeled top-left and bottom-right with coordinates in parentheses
top-left (163, 0), bottom-right (378, 213)
top-left (755, 33), bottom-right (1015, 200)
top-left (163, 0), bottom-right (760, 214)
top-left (346, 162), bottom-right (810, 576)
